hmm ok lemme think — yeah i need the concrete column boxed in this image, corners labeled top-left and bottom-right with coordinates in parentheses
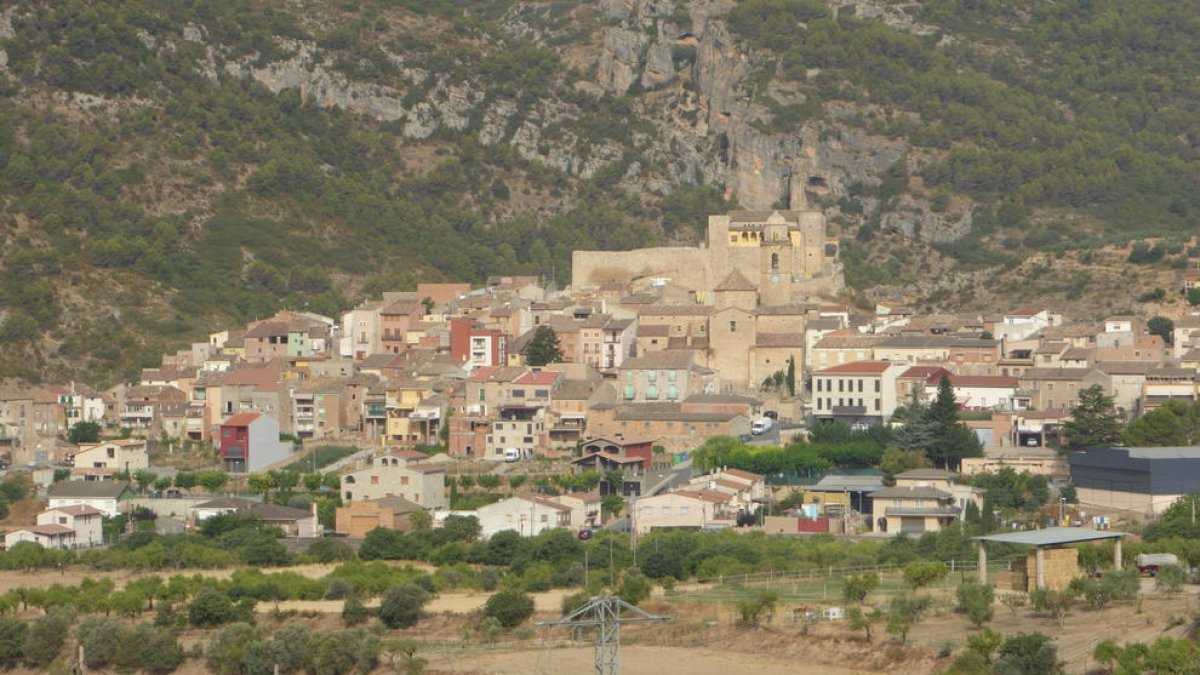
top-left (1114, 537), bottom-right (1123, 570)
top-left (977, 540), bottom-right (987, 584)
top-left (1036, 548), bottom-right (1046, 589)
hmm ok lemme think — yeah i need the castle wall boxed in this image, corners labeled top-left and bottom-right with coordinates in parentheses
top-left (571, 247), bottom-right (712, 290)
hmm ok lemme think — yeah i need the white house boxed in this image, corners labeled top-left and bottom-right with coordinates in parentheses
top-left (340, 451), bottom-right (448, 509)
top-left (812, 361), bottom-right (906, 425)
top-left (475, 495), bottom-right (571, 538)
top-left (47, 481), bottom-right (133, 518)
top-left (632, 491), bottom-right (727, 535)
top-left (994, 307), bottom-right (1062, 343)
top-left (24, 505), bottom-right (105, 548)
top-left (191, 497), bottom-right (320, 538)
top-left (6, 525), bottom-right (78, 549)
top-left (924, 373), bottom-right (1021, 411)
top-left (67, 439), bottom-right (149, 473)
top-left (546, 492), bottom-right (603, 530)
top-left (681, 468), bottom-right (767, 513)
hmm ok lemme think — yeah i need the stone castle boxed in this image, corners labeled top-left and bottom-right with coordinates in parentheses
top-left (571, 207), bottom-right (844, 303)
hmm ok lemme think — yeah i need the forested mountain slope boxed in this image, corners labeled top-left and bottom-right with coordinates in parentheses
top-left (0, 0), bottom-right (1197, 384)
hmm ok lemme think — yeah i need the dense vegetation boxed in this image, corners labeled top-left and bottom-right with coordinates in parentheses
top-left (0, 0), bottom-right (732, 384)
top-left (729, 0), bottom-right (1200, 251)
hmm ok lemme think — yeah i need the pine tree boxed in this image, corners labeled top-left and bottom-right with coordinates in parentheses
top-left (785, 356), bottom-right (796, 397)
top-left (525, 325), bottom-right (563, 366)
top-left (926, 374), bottom-right (982, 470)
top-left (1061, 385), bottom-right (1123, 451)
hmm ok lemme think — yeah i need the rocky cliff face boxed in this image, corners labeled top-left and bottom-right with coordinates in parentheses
top-left (201, 0), bottom-right (963, 236)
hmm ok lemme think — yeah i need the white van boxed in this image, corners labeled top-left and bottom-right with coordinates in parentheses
top-left (503, 448), bottom-right (521, 462)
top-left (750, 418), bottom-right (773, 435)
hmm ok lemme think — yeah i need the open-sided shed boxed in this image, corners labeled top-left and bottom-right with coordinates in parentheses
top-left (974, 527), bottom-right (1129, 591)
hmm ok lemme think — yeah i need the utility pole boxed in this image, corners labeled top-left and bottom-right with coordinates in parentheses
top-left (538, 592), bottom-right (670, 675)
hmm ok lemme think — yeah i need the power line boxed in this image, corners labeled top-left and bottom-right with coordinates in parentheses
top-left (537, 592), bottom-right (670, 675)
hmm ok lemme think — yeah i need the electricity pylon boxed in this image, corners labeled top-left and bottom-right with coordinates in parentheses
top-left (537, 592), bottom-right (670, 675)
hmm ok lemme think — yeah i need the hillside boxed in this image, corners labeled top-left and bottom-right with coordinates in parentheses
top-left (0, 0), bottom-right (1198, 384)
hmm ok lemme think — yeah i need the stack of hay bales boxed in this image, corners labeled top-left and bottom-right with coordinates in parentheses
top-left (1038, 547), bottom-right (1081, 591)
top-left (1010, 557), bottom-right (1029, 592)
top-left (1010, 547), bottom-right (1081, 592)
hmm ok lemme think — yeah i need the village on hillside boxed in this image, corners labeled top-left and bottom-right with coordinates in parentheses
top-left (3, 209), bottom-right (1199, 545)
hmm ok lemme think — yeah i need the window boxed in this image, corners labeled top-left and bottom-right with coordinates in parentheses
top-left (857, 379), bottom-right (864, 392)
top-left (647, 371), bottom-right (657, 382)
top-left (535, 389), bottom-right (549, 398)
top-left (816, 379), bottom-right (822, 392)
top-left (771, 252), bottom-right (779, 270)
top-left (874, 399), bottom-right (881, 411)
top-left (874, 380), bottom-right (881, 393)
top-left (730, 320), bottom-right (737, 333)
top-left (680, 506), bottom-right (690, 515)
top-left (511, 389), bottom-right (525, 398)
top-left (662, 506), bottom-right (672, 515)
top-left (647, 385), bottom-right (659, 400)
top-left (401, 477), bottom-right (409, 485)
top-left (668, 370), bottom-right (677, 382)
top-left (838, 380), bottom-right (844, 393)
top-left (371, 476), bottom-right (379, 485)
top-left (624, 385), bottom-right (635, 400)
top-left (667, 385), bottom-right (678, 400)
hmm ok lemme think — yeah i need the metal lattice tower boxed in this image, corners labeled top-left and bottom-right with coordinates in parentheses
top-left (537, 592), bottom-right (670, 675)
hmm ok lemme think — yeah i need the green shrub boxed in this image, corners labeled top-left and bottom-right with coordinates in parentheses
top-left (189, 588), bottom-right (237, 627)
top-left (483, 589), bottom-right (535, 629)
top-left (378, 583), bottom-right (431, 629)
top-left (343, 595), bottom-right (369, 626)
top-left (23, 607), bottom-right (74, 668)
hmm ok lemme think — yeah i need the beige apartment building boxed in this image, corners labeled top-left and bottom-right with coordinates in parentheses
top-left (340, 452), bottom-right (448, 509)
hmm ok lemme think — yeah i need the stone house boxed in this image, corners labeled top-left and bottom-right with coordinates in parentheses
top-left (340, 452), bottom-right (447, 509)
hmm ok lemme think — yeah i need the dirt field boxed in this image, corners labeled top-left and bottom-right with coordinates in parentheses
top-left (0, 560), bottom-right (435, 595)
top-left (427, 645), bottom-right (868, 675)
top-left (0, 565), bottom-right (1194, 674)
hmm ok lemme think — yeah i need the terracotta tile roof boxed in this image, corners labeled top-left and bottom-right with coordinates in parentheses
top-left (513, 370), bottom-right (561, 386)
top-left (24, 524), bottom-right (75, 536)
top-left (223, 367), bottom-right (280, 388)
top-left (637, 305), bottom-right (713, 316)
top-left (406, 463), bottom-right (445, 474)
top-left (714, 269), bottom-right (757, 292)
top-left (719, 468), bottom-right (763, 481)
top-left (222, 412), bottom-right (261, 426)
top-left (899, 366), bottom-right (951, 380)
top-left (815, 361), bottom-right (893, 375)
top-left (45, 505), bottom-right (103, 517)
top-left (940, 374), bottom-right (1019, 388)
top-left (1007, 307), bottom-right (1045, 317)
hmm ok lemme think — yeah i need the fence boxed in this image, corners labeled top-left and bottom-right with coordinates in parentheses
top-left (667, 559), bottom-right (1015, 606)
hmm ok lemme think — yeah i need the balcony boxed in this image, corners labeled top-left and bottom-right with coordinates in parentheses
top-left (830, 405), bottom-right (867, 416)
